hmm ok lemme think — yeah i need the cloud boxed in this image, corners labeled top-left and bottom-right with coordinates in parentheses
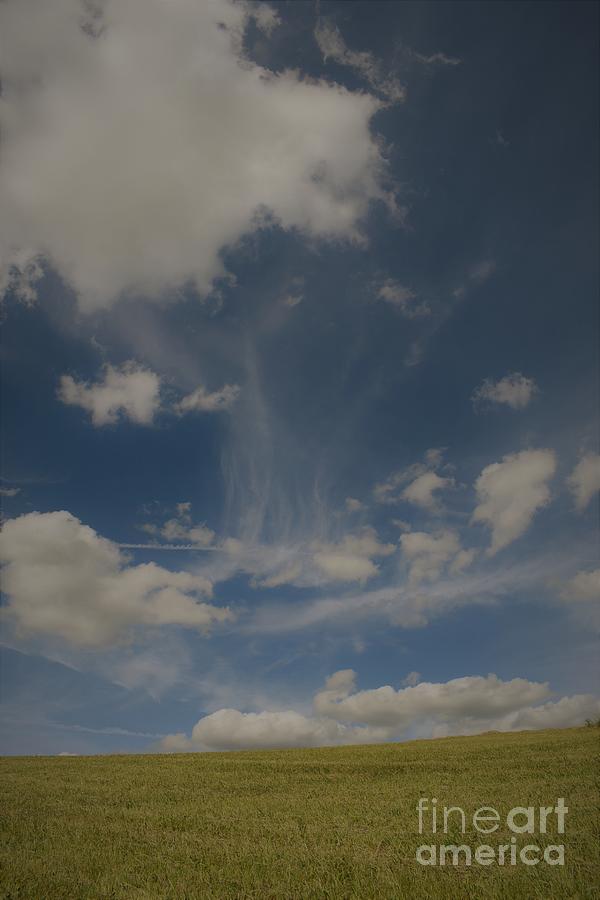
top-left (314, 670), bottom-right (552, 727)
top-left (59, 362), bottom-right (239, 426)
top-left (58, 362), bottom-right (161, 426)
top-left (452, 259), bottom-right (496, 299)
top-left (567, 453), bottom-right (600, 511)
top-left (254, 562), bottom-right (303, 589)
top-left (158, 670), bottom-right (600, 751)
top-left (400, 529), bottom-right (472, 585)
top-left (0, 0), bottom-right (390, 312)
top-left (245, 543), bottom-right (582, 635)
top-left (411, 51), bottom-right (462, 67)
top-left (314, 20), bottom-right (405, 103)
top-left (174, 383), bottom-right (240, 415)
top-left (0, 511), bottom-right (231, 647)
top-left (141, 503), bottom-right (215, 547)
top-left (402, 671), bottom-right (421, 687)
top-left (313, 552), bottom-right (377, 583)
top-left (560, 568), bottom-right (600, 604)
top-left (401, 471), bottom-right (453, 512)
top-left (210, 526), bottom-right (397, 591)
top-left (558, 568), bottom-right (600, 630)
top-left (345, 497), bottom-right (364, 512)
top-left (112, 646), bottom-right (189, 698)
top-left (472, 449), bottom-right (556, 554)
top-left (374, 448), bottom-right (451, 507)
top-left (376, 279), bottom-right (431, 318)
top-left (183, 708), bottom-right (386, 752)
top-left (313, 527), bottom-right (395, 584)
top-left (472, 372), bottom-right (539, 410)
top-left (0, 487), bottom-right (21, 497)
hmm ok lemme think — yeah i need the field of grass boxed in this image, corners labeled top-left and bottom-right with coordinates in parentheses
top-left (1, 726), bottom-right (598, 899)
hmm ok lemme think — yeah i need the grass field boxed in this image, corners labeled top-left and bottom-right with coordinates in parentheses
top-left (1, 726), bottom-right (598, 899)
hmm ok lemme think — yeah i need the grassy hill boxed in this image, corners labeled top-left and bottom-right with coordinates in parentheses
top-left (1, 726), bottom-right (598, 899)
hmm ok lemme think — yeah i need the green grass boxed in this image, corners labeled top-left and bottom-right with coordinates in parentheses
top-left (1, 727), bottom-right (598, 899)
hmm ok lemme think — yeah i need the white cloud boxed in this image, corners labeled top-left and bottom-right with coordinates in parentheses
top-left (246, 545), bottom-right (582, 635)
top-left (0, 251), bottom-right (44, 304)
top-left (560, 568), bottom-right (600, 604)
top-left (449, 548), bottom-right (477, 574)
top-left (59, 363), bottom-right (239, 426)
top-left (314, 671), bottom-right (552, 727)
top-left (158, 670), bottom-right (600, 751)
top-left (58, 362), bottom-right (161, 426)
top-left (559, 569), bottom-right (600, 628)
top-left (187, 708), bottom-right (386, 751)
top-left (313, 527), bottom-right (395, 584)
top-left (254, 562), bottom-right (303, 589)
top-left (411, 51), bottom-right (462, 67)
top-left (401, 471), bottom-right (453, 512)
top-left (402, 671), bottom-right (421, 687)
top-left (345, 497), bottom-right (364, 512)
top-left (567, 454), bottom-right (600, 511)
top-left (139, 503), bottom-right (215, 548)
top-left (202, 526), bottom-right (396, 590)
top-left (400, 529), bottom-right (472, 585)
top-left (314, 20), bottom-right (406, 103)
top-left (112, 646), bottom-right (189, 698)
top-left (162, 521), bottom-right (215, 547)
top-left (376, 279), bottom-right (431, 318)
top-left (0, 487), bottom-right (21, 497)
top-left (453, 259), bottom-right (496, 299)
top-left (472, 449), bottom-right (556, 554)
top-left (0, 0), bottom-right (390, 312)
top-left (313, 552), bottom-right (377, 583)
top-left (175, 383), bottom-right (240, 415)
top-left (468, 260), bottom-right (496, 284)
top-left (374, 449), bottom-right (452, 508)
top-left (472, 372), bottom-right (538, 410)
top-left (0, 511), bottom-right (231, 646)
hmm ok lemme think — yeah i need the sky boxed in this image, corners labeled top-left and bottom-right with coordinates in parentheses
top-left (0, 0), bottom-right (599, 755)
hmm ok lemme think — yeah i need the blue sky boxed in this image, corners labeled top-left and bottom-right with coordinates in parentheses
top-left (0, 0), bottom-right (598, 755)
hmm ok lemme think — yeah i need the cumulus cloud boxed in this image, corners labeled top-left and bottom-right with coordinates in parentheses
top-left (158, 670), bottom-right (600, 751)
top-left (400, 529), bottom-right (473, 584)
top-left (313, 527), bottom-right (395, 584)
top-left (567, 453), bottom-right (600, 511)
top-left (0, 0), bottom-right (390, 312)
top-left (374, 448), bottom-right (452, 508)
top-left (314, 20), bottom-right (405, 103)
top-left (0, 511), bottom-right (231, 646)
top-left (314, 670), bottom-right (552, 727)
top-left (401, 471), bottom-right (453, 512)
top-left (472, 449), bottom-right (556, 554)
top-left (166, 708), bottom-right (387, 752)
top-left (472, 372), bottom-right (538, 410)
top-left (59, 362), bottom-right (239, 426)
top-left (141, 503), bottom-right (215, 547)
top-left (174, 383), bottom-right (240, 415)
top-left (58, 362), bottom-right (161, 426)
top-left (376, 279), bottom-right (431, 318)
